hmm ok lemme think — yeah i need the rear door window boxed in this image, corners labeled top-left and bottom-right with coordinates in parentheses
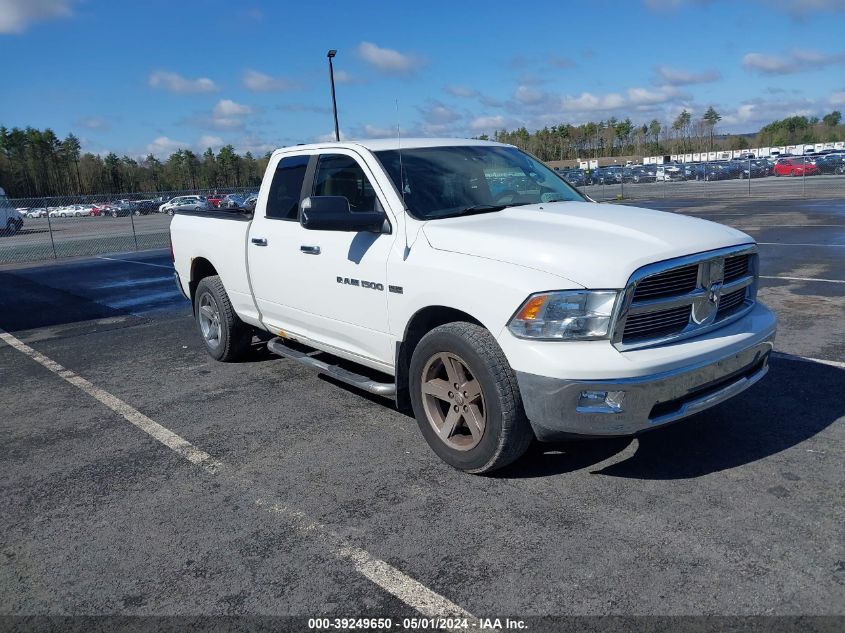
top-left (267, 155), bottom-right (310, 220)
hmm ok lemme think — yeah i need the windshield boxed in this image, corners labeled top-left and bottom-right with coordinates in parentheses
top-left (0, 193), bottom-right (10, 210)
top-left (375, 145), bottom-right (585, 220)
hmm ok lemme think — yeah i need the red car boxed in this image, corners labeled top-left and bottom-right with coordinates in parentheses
top-left (772, 159), bottom-right (819, 177)
top-left (206, 193), bottom-right (226, 208)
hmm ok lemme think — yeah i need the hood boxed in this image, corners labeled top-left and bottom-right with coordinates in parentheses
top-left (421, 202), bottom-right (752, 289)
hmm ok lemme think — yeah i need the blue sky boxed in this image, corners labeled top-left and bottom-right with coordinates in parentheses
top-left (1, 0), bottom-right (844, 158)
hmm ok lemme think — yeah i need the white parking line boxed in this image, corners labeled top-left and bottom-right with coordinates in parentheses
top-left (0, 327), bottom-right (473, 621)
top-left (760, 275), bottom-right (845, 284)
top-left (772, 351), bottom-right (845, 370)
top-left (97, 255), bottom-right (173, 269)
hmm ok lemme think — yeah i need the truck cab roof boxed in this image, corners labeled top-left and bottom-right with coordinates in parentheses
top-left (272, 137), bottom-right (510, 157)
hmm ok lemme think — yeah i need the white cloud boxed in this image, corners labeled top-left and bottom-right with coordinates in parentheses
top-left (470, 115), bottom-right (509, 130)
top-left (148, 70), bottom-right (217, 94)
top-left (561, 92), bottom-right (625, 111)
top-left (358, 124), bottom-right (396, 138)
top-left (333, 70), bottom-right (357, 84)
top-left (242, 69), bottom-right (297, 92)
top-left (418, 100), bottom-right (461, 125)
top-left (830, 91), bottom-right (845, 105)
top-left (315, 131), bottom-right (347, 142)
top-left (213, 99), bottom-right (252, 117)
top-left (655, 65), bottom-right (721, 85)
top-left (514, 85), bottom-right (546, 105)
top-left (356, 41), bottom-right (424, 74)
top-left (627, 86), bottom-right (686, 106)
top-left (197, 135), bottom-right (224, 150)
top-left (720, 104), bottom-right (758, 125)
top-left (742, 49), bottom-right (845, 74)
top-left (146, 136), bottom-right (188, 157)
top-left (0, 0), bottom-right (72, 34)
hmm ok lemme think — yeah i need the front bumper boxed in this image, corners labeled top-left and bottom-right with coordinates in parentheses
top-left (515, 305), bottom-right (776, 440)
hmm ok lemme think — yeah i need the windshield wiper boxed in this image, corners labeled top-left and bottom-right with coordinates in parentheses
top-left (450, 201), bottom-right (536, 217)
top-left (456, 204), bottom-right (508, 215)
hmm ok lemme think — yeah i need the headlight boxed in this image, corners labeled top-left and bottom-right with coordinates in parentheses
top-left (508, 290), bottom-right (618, 340)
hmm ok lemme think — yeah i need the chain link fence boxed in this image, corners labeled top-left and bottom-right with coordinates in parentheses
top-left (3, 155), bottom-right (845, 265)
top-left (0, 187), bottom-right (255, 265)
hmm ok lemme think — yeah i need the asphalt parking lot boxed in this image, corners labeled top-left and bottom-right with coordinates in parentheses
top-left (1, 197), bottom-right (843, 627)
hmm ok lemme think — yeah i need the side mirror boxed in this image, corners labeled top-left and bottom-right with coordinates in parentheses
top-left (299, 196), bottom-right (385, 232)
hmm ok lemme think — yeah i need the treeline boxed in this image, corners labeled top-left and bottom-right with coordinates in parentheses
top-left (0, 126), bottom-right (270, 198)
top-left (3, 110), bottom-right (844, 197)
top-left (486, 110), bottom-right (844, 162)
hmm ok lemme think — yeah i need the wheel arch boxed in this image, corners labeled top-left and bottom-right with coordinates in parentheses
top-left (395, 305), bottom-right (485, 412)
top-left (189, 257), bottom-right (219, 302)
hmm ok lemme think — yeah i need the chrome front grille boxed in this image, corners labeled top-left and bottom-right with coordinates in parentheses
top-left (632, 264), bottom-right (699, 300)
top-left (613, 245), bottom-right (758, 350)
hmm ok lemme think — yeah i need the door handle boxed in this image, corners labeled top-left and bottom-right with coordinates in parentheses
top-left (251, 237), bottom-right (268, 246)
top-left (300, 245), bottom-right (321, 255)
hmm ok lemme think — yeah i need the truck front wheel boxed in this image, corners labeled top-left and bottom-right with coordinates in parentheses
top-left (409, 322), bottom-right (533, 474)
top-left (194, 275), bottom-right (252, 361)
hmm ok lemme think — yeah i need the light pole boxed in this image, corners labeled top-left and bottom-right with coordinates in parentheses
top-left (327, 50), bottom-right (340, 142)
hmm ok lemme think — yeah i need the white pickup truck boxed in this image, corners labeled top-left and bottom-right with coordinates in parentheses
top-left (170, 138), bottom-right (776, 473)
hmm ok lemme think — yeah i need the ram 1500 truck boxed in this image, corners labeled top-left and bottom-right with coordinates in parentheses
top-left (170, 139), bottom-right (776, 473)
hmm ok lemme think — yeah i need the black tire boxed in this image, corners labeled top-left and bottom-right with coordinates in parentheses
top-left (194, 275), bottom-right (252, 362)
top-left (3, 220), bottom-right (19, 236)
top-left (409, 322), bottom-right (533, 474)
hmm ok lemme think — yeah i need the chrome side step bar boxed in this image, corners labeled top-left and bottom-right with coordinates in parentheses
top-left (267, 337), bottom-right (396, 397)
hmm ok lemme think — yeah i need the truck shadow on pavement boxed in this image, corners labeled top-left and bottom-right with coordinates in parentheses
top-left (499, 356), bottom-right (844, 480)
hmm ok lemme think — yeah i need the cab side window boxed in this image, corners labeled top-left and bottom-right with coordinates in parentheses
top-left (313, 154), bottom-right (378, 212)
top-left (267, 155), bottom-right (309, 220)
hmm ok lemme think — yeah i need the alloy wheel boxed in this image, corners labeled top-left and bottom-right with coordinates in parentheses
top-left (198, 292), bottom-right (222, 349)
top-left (420, 352), bottom-right (486, 451)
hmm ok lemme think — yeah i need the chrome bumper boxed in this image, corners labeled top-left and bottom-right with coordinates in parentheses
top-left (517, 336), bottom-right (775, 440)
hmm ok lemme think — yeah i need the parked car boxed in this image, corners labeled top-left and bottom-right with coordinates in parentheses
top-left (220, 193), bottom-right (247, 210)
top-left (159, 196), bottom-right (206, 215)
top-left (243, 194), bottom-right (258, 212)
top-left (592, 166), bottom-right (623, 184)
top-left (655, 164), bottom-right (684, 181)
top-left (206, 193), bottom-right (226, 208)
top-left (1, 187), bottom-right (24, 235)
top-left (26, 208), bottom-right (48, 218)
top-left (49, 206), bottom-right (78, 217)
top-left (772, 158), bottom-right (819, 177)
top-left (171, 138), bottom-right (776, 474)
top-left (814, 154), bottom-right (845, 175)
top-left (738, 160), bottom-right (771, 179)
top-left (560, 169), bottom-right (586, 187)
top-left (629, 166), bottom-right (656, 183)
top-left (133, 200), bottom-right (159, 215)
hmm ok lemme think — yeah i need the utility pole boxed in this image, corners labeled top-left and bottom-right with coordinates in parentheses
top-left (327, 50), bottom-right (340, 142)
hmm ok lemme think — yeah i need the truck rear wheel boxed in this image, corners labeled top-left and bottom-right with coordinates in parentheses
top-left (409, 322), bottom-right (533, 474)
top-left (194, 275), bottom-right (252, 362)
